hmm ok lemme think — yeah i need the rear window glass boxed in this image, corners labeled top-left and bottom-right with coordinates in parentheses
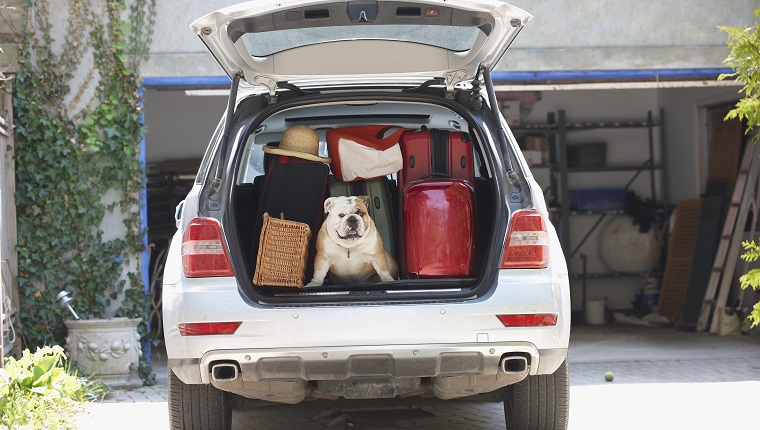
top-left (241, 25), bottom-right (481, 57)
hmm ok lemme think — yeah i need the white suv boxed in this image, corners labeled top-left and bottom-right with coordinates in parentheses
top-left (163, 1), bottom-right (570, 429)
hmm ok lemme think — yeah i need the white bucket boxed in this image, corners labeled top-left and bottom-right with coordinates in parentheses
top-left (585, 300), bottom-right (606, 325)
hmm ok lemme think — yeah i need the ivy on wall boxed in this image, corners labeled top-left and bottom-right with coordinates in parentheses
top-left (12, 0), bottom-right (156, 382)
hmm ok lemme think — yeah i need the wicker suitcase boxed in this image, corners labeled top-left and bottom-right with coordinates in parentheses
top-left (253, 212), bottom-right (312, 288)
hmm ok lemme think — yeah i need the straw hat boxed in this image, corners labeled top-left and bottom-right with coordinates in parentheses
top-left (262, 125), bottom-right (331, 163)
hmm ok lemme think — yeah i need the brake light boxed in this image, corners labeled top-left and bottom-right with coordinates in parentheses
top-left (501, 209), bottom-right (549, 268)
top-left (178, 322), bottom-right (242, 336)
top-left (496, 314), bottom-right (558, 327)
top-left (182, 218), bottom-right (234, 277)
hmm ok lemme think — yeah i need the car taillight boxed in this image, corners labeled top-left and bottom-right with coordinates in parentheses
top-left (178, 322), bottom-right (242, 336)
top-left (496, 314), bottom-right (558, 327)
top-left (181, 218), bottom-right (234, 277)
top-left (501, 209), bottom-right (549, 269)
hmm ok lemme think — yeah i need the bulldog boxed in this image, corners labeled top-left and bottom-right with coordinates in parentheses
top-left (305, 196), bottom-right (398, 286)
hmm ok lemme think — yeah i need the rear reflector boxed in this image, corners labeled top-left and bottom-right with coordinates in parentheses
top-left (496, 314), bottom-right (558, 327)
top-left (182, 218), bottom-right (234, 277)
top-left (501, 209), bottom-right (549, 269)
top-left (178, 322), bottom-right (242, 336)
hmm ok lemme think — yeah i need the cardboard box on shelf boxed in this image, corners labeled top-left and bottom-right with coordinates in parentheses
top-left (501, 101), bottom-right (522, 126)
top-left (524, 135), bottom-right (549, 163)
top-left (522, 150), bottom-right (543, 166)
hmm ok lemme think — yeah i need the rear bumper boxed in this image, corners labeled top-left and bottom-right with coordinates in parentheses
top-left (169, 343), bottom-right (567, 402)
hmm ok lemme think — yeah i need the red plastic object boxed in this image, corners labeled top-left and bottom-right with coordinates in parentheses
top-left (398, 129), bottom-right (475, 189)
top-left (496, 314), bottom-right (558, 327)
top-left (178, 321), bottom-right (242, 336)
top-left (501, 209), bottom-right (550, 269)
top-left (182, 218), bottom-right (234, 278)
top-left (402, 179), bottom-right (476, 278)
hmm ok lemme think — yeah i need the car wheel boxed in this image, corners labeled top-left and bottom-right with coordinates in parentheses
top-left (168, 368), bottom-right (232, 430)
top-left (503, 359), bottom-right (569, 430)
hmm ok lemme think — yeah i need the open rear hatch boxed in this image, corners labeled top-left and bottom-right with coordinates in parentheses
top-left (191, 0), bottom-right (533, 303)
top-left (191, 0), bottom-right (531, 95)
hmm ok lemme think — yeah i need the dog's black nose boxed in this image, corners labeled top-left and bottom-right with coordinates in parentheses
top-left (347, 216), bottom-right (359, 228)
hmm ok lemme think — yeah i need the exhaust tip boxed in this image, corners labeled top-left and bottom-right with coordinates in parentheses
top-left (211, 363), bottom-right (239, 382)
top-left (500, 355), bottom-right (528, 374)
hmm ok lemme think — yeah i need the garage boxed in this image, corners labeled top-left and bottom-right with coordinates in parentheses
top-left (142, 81), bottom-right (754, 331)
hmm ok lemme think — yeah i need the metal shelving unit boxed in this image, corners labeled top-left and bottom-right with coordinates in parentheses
top-left (514, 108), bottom-right (668, 273)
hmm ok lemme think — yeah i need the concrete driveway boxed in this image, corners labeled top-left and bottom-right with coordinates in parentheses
top-left (75, 324), bottom-right (760, 429)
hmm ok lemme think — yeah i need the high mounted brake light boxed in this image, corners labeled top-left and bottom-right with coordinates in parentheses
top-left (501, 209), bottom-right (549, 269)
top-left (181, 218), bottom-right (235, 277)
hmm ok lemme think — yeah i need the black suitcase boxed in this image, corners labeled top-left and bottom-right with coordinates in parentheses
top-left (251, 155), bottom-right (329, 281)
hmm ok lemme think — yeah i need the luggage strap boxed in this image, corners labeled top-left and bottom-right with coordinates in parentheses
top-left (350, 181), bottom-right (367, 196)
top-left (430, 129), bottom-right (450, 176)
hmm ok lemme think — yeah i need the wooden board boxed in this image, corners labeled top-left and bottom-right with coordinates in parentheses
top-left (658, 200), bottom-right (702, 322)
top-left (707, 116), bottom-right (742, 182)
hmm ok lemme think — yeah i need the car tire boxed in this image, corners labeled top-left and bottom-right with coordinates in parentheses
top-left (168, 368), bottom-right (232, 430)
top-left (502, 359), bottom-right (569, 430)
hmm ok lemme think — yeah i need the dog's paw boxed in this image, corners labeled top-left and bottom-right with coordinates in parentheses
top-left (304, 281), bottom-right (322, 288)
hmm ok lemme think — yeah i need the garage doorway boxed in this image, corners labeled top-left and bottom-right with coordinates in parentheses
top-left (143, 88), bottom-right (227, 338)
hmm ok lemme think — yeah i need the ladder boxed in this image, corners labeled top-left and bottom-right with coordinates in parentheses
top-left (696, 142), bottom-right (760, 332)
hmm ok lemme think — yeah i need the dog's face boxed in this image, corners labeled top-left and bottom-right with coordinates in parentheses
top-left (323, 196), bottom-right (372, 245)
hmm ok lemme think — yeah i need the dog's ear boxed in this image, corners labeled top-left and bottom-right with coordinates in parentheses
top-left (324, 197), bottom-right (336, 215)
top-left (358, 195), bottom-right (370, 209)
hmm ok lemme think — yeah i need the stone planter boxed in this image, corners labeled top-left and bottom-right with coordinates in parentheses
top-left (64, 318), bottom-right (143, 388)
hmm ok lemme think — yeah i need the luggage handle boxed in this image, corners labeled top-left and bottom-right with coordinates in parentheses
top-left (328, 125), bottom-right (409, 151)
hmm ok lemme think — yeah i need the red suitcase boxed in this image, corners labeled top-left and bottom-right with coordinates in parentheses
top-left (401, 179), bottom-right (476, 278)
top-left (398, 129), bottom-right (475, 189)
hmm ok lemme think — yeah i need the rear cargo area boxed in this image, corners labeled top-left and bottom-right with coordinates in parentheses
top-left (229, 97), bottom-right (501, 298)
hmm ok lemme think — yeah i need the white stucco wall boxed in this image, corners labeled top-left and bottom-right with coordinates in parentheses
top-left (504, 0), bottom-right (756, 72)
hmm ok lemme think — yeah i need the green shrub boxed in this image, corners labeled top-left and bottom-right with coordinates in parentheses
top-left (0, 346), bottom-right (103, 430)
top-left (739, 240), bottom-right (760, 328)
top-left (721, 9), bottom-right (760, 328)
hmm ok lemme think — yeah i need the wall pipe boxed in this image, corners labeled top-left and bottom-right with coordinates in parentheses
top-left (141, 68), bottom-right (732, 89)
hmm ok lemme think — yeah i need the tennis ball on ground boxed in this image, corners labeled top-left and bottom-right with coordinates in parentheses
top-left (604, 371), bottom-right (614, 382)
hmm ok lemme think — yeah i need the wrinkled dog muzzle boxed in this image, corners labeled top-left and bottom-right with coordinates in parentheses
top-left (338, 214), bottom-right (365, 240)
